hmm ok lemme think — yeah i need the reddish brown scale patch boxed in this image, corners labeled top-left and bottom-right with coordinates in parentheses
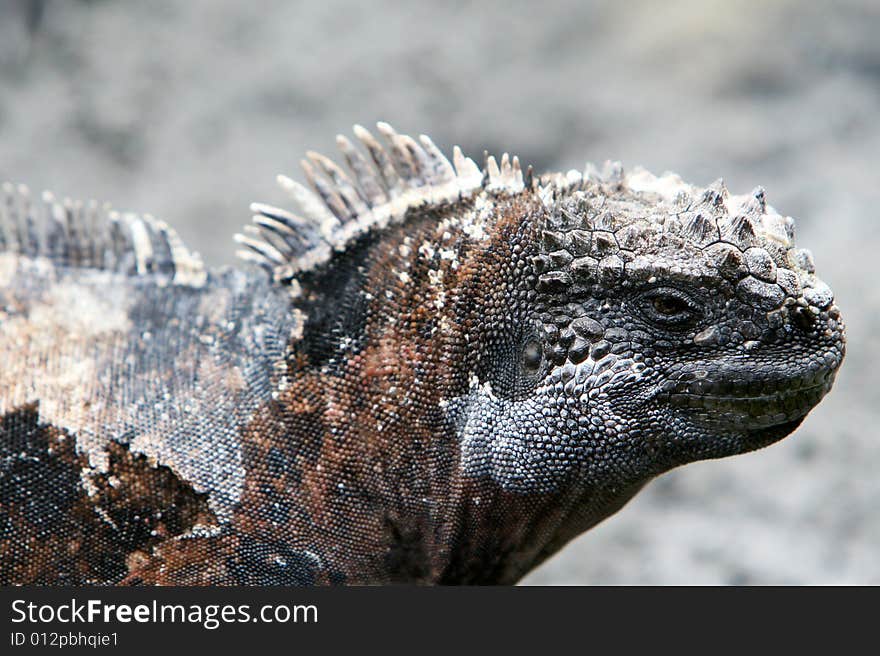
top-left (0, 403), bottom-right (216, 585)
top-left (225, 195), bottom-right (611, 583)
top-left (125, 529), bottom-right (337, 585)
top-left (121, 535), bottom-right (236, 585)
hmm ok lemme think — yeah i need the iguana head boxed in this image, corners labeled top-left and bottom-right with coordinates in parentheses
top-left (241, 123), bottom-right (844, 496)
top-left (450, 165), bottom-right (845, 494)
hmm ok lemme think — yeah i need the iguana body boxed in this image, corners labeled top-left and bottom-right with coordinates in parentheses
top-left (0, 124), bottom-right (845, 584)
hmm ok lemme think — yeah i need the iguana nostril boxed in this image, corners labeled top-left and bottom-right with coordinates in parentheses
top-left (791, 305), bottom-right (816, 331)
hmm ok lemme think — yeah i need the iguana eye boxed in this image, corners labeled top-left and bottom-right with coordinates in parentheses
top-left (652, 295), bottom-right (689, 316)
top-left (521, 339), bottom-right (544, 374)
top-left (639, 288), bottom-right (699, 326)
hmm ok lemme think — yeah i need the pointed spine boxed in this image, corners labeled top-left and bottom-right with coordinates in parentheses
top-left (306, 149), bottom-right (370, 218)
top-left (336, 134), bottom-right (387, 206)
top-left (0, 183), bottom-right (204, 286)
top-left (354, 123), bottom-right (405, 198)
top-left (239, 122), bottom-right (532, 283)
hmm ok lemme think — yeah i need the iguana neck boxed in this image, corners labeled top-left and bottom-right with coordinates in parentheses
top-left (236, 356), bottom-right (642, 583)
top-left (229, 212), bottom-right (640, 584)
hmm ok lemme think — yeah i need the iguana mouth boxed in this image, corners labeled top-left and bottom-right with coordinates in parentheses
top-left (661, 371), bottom-right (837, 429)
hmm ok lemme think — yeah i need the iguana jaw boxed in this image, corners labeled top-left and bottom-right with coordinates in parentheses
top-left (663, 370), bottom-right (838, 431)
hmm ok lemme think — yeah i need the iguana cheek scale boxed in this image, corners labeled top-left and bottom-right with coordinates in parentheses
top-left (0, 123), bottom-right (844, 584)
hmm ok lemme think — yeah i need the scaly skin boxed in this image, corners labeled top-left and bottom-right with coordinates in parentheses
top-left (0, 124), bottom-right (844, 584)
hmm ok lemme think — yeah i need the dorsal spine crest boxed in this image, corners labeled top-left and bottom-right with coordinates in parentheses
top-left (0, 182), bottom-right (206, 287)
top-left (237, 123), bottom-right (533, 283)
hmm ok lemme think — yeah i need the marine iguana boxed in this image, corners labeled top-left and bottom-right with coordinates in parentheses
top-left (0, 123), bottom-right (845, 585)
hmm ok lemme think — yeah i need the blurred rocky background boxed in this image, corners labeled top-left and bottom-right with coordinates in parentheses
top-left (1, 0), bottom-right (876, 584)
